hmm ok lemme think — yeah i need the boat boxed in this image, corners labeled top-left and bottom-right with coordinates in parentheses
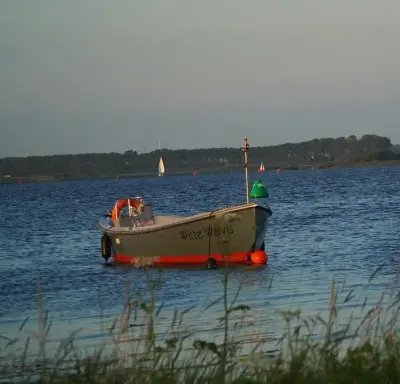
top-left (158, 157), bottom-right (165, 176)
top-left (158, 156), bottom-right (165, 176)
top-left (257, 161), bottom-right (265, 172)
top-left (98, 138), bottom-right (272, 268)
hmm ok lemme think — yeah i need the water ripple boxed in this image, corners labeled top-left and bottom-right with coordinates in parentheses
top-left (0, 166), bottom-right (399, 351)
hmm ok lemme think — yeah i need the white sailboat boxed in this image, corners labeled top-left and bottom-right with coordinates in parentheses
top-left (158, 156), bottom-right (165, 176)
top-left (257, 161), bottom-right (265, 172)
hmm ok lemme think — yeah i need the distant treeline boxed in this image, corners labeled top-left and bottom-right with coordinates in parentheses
top-left (1, 134), bottom-right (399, 179)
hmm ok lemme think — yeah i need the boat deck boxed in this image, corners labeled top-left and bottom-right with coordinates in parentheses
top-left (103, 202), bottom-right (264, 234)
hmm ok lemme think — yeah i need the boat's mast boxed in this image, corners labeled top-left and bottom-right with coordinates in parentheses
top-left (242, 137), bottom-right (249, 203)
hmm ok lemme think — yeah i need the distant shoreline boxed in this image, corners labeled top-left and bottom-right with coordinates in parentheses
top-left (1, 160), bottom-right (399, 185)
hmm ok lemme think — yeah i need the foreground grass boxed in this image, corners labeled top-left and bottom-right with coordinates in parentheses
top-left (1, 267), bottom-right (400, 383)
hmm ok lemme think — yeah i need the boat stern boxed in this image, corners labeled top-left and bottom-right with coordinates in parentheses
top-left (253, 204), bottom-right (272, 250)
top-left (243, 204), bottom-right (272, 264)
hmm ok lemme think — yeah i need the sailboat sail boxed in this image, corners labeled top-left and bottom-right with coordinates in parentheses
top-left (258, 161), bottom-right (265, 172)
top-left (158, 157), bottom-right (165, 176)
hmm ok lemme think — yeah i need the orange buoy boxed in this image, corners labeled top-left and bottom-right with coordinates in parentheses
top-left (250, 250), bottom-right (268, 264)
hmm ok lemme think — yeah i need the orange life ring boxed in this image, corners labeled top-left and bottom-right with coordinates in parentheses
top-left (111, 198), bottom-right (142, 225)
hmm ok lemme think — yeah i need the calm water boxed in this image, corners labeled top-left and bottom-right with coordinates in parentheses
top-left (0, 167), bottom-right (399, 356)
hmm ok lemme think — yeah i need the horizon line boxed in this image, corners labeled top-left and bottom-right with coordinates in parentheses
top-left (1, 133), bottom-right (397, 160)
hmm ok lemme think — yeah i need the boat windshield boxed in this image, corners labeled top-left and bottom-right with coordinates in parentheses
top-left (118, 202), bottom-right (155, 227)
top-left (120, 204), bottom-right (143, 217)
top-left (119, 206), bottom-right (133, 217)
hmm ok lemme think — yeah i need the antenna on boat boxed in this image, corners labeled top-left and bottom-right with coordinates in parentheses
top-left (242, 137), bottom-right (250, 203)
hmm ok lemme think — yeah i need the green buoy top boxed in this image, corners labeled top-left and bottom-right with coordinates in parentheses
top-left (249, 179), bottom-right (269, 198)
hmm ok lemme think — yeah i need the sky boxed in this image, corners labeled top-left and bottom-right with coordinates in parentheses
top-left (1, 0), bottom-right (400, 157)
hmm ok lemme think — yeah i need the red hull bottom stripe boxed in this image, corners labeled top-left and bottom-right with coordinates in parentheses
top-left (113, 251), bottom-right (268, 265)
